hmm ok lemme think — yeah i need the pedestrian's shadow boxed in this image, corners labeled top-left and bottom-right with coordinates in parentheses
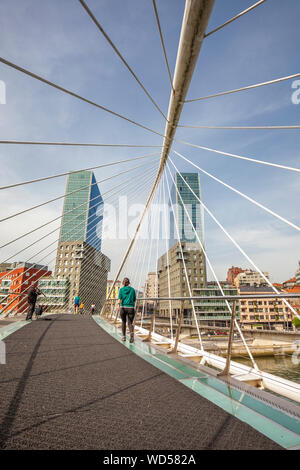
top-left (0, 317), bottom-right (55, 448)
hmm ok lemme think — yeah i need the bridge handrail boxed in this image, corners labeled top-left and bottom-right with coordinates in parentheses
top-left (120, 294), bottom-right (300, 301)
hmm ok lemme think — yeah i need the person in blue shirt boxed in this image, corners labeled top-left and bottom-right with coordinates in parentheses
top-left (118, 277), bottom-right (136, 343)
top-left (74, 294), bottom-right (80, 315)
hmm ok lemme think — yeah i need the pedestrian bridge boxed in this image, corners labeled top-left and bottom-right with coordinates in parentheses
top-left (1, 0), bottom-right (300, 452)
top-left (0, 314), bottom-right (299, 450)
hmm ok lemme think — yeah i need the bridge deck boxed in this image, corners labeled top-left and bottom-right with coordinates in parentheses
top-left (0, 314), bottom-right (282, 450)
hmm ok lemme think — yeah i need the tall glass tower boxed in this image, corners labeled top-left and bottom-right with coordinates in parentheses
top-left (59, 171), bottom-right (103, 251)
top-left (169, 172), bottom-right (204, 248)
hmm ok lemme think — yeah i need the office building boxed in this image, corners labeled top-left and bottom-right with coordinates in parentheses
top-left (169, 173), bottom-right (204, 248)
top-left (55, 170), bottom-right (111, 310)
top-left (157, 241), bottom-right (207, 319)
top-left (60, 170), bottom-right (103, 251)
top-left (193, 284), bottom-right (239, 327)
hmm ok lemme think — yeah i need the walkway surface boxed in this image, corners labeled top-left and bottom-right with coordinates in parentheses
top-left (0, 314), bottom-right (281, 450)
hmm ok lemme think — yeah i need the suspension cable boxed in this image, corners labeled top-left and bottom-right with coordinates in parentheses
top-left (0, 57), bottom-right (164, 138)
top-left (1, 165), bottom-right (156, 272)
top-left (0, 140), bottom-right (162, 148)
top-left (177, 139), bottom-right (300, 173)
top-left (0, 155), bottom-right (159, 225)
top-left (161, 176), bottom-right (173, 339)
top-left (204, 1), bottom-right (266, 38)
top-left (0, 152), bottom-right (160, 191)
top-left (174, 150), bottom-right (300, 232)
top-left (78, 0), bottom-right (167, 121)
top-left (39, 172), bottom-right (157, 315)
top-left (178, 124), bottom-right (300, 130)
top-left (171, 151), bottom-right (300, 321)
top-left (184, 72), bottom-right (300, 103)
top-left (1, 169), bottom-right (157, 315)
top-left (167, 158), bottom-right (259, 370)
top-left (152, 0), bottom-right (174, 92)
top-left (0, 169), bottom-right (156, 282)
top-left (164, 170), bottom-right (204, 350)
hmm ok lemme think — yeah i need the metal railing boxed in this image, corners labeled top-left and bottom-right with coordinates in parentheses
top-left (132, 294), bottom-right (300, 301)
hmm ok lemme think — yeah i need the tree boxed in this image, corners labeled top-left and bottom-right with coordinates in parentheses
top-left (292, 316), bottom-right (300, 328)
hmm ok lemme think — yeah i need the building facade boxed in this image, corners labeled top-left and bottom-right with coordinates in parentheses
top-left (193, 284), bottom-right (239, 327)
top-left (282, 285), bottom-right (300, 322)
top-left (169, 173), bottom-right (204, 248)
top-left (226, 266), bottom-right (244, 286)
top-left (60, 171), bottom-right (103, 251)
top-left (282, 277), bottom-right (297, 289)
top-left (106, 280), bottom-right (122, 300)
top-left (38, 277), bottom-right (70, 312)
top-left (157, 242), bottom-right (207, 319)
top-left (238, 285), bottom-right (293, 330)
top-left (55, 170), bottom-right (111, 311)
top-left (0, 262), bottom-right (51, 315)
top-left (143, 272), bottom-right (158, 299)
top-left (55, 241), bottom-right (110, 310)
top-left (234, 270), bottom-right (270, 288)
top-left (296, 260), bottom-right (300, 285)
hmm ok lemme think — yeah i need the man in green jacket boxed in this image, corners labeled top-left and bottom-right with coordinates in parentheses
top-left (118, 277), bottom-right (136, 343)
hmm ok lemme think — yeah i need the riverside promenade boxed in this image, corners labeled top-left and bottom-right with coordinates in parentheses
top-left (0, 315), bottom-right (284, 450)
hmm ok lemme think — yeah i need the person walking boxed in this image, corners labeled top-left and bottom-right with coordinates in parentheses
top-left (91, 303), bottom-right (96, 315)
top-left (74, 294), bottom-right (80, 315)
top-left (79, 302), bottom-right (85, 315)
top-left (26, 286), bottom-right (42, 321)
top-left (118, 277), bottom-right (136, 343)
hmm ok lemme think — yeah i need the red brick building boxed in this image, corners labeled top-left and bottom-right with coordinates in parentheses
top-left (226, 266), bottom-right (244, 286)
top-left (0, 262), bottom-right (51, 315)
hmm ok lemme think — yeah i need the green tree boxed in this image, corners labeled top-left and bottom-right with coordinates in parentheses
top-left (292, 316), bottom-right (300, 328)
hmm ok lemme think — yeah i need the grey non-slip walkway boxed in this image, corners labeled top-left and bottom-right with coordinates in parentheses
top-left (0, 315), bottom-right (281, 450)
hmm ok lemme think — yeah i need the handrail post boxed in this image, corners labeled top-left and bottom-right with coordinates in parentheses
top-left (113, 300), bottom-right (120, 324)
top-left (172, 300), bottom-right (184, 353)
top-left (145, 301), bottom-right (158, 342)
top-left (133, 300), bottom-right (140, 328)
top-left (108, 300), bottom-right (113, 318)
top-left (218, 300), bottom-right (236, 376)
top-left (108, 299), bottom-right (115, 319)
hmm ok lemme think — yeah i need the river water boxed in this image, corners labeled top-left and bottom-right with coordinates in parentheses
top-left (186, 338), bottom-right (300, 384)
top-left (235, 355), bottom-right (300, 384)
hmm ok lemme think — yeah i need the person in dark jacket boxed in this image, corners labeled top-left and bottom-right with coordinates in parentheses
top-left (26, 286), bottom-right (41, 321)
top-left (118, 277), bottom-right (136, 343)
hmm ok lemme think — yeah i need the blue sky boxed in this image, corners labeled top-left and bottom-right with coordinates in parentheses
top-left (0, 0), bottom-right (299, 283)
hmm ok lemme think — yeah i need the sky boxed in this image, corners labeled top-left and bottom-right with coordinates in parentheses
top-left (0, 0), bottom-right (299, 285)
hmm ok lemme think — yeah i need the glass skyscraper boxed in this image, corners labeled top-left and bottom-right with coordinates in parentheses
top-left (169, 172), bottom-right (204, 248)
top-left (59, 171), bottom-right (103, 251)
